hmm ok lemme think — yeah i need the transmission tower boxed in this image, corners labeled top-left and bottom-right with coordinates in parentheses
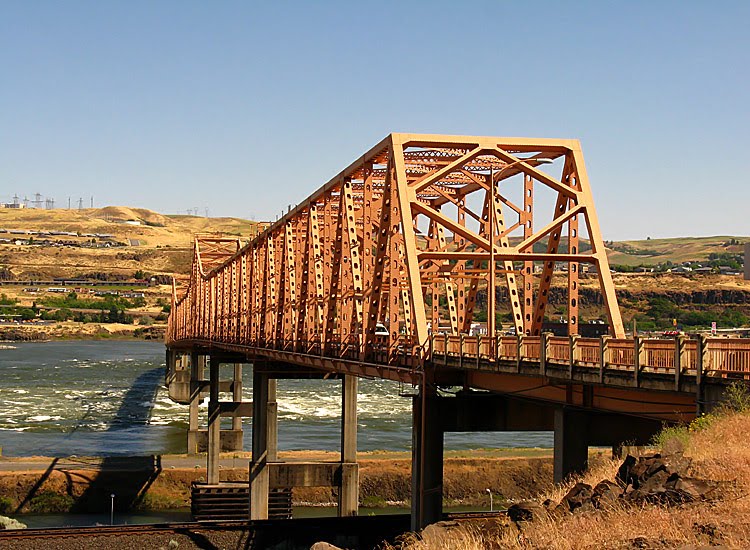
top-left (32, 193), bottom-right (43, 209)
top-left (78, 197), bottom-right (84, 210)
top-left (45, 198), bottom-right (54, 209)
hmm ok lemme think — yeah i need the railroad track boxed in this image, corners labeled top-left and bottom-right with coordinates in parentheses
top-left (444, 510), bottom-right (508, 520)
top-left (0, 520), bottom-right (247, 540)
top-left (0, 513), bottom-right (505, 541)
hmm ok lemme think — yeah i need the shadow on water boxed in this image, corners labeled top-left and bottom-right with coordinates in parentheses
top-left (18, 367), bottom-right (167, 514)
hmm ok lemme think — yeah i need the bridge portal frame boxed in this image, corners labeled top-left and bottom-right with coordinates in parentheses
top-left (169, 134), bottom-right (624, 372)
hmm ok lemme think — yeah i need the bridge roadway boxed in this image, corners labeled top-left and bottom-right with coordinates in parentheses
top-left (166, 133), bottom-right (750, 530)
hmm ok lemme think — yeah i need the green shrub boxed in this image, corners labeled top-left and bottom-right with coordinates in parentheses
top-left (720, 382), bottom-right (750, 413)
top-left (652, 425), bottom-right (690, 450)
top-left (28, 491), bottom-right (74, 513)
top-left (133, 492), bottom-right (184, 511)
top-left (0, 495), bottom-right (14, 514)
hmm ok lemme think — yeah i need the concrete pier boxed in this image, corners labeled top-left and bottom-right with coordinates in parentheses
top-left (250, 365), bottom-right (359, 520)
top-left (249, 368), bottom-right (273, 520)
top-left (339, 374), bottom-right (358, 517)
top-left (187, 354), bottom-right (245, 456)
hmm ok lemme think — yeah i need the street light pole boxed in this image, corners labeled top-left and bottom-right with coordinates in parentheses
top-left (110, 493), bottom-right (115, 525)
top-left (486, 488), bottom-right (493, 512)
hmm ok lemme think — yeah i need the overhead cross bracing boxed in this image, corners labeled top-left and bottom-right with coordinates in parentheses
top-left (169, 133), bottom-right (624, 372)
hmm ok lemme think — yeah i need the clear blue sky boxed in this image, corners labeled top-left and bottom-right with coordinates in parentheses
top-left (2, 1), bottom-right (748, 240)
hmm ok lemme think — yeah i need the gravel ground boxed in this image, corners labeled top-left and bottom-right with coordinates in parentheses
top-left (1, 527), bottom-right (256, 550)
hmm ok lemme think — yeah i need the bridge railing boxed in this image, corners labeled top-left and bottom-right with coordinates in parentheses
top-left (430, 332), bottom-right (750, 379)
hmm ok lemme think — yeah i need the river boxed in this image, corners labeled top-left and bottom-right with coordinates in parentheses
top-left (0, 340), bottom-right (552, 457)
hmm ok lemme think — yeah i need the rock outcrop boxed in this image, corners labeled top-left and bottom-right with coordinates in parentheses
top-left (508, 452), bottom-right (719, 527)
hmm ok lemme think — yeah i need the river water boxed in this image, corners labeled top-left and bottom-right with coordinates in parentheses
top-left (0, 341), bottom-right (552, 457)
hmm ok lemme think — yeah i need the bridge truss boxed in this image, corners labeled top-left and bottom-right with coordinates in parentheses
top-left (168, 134), bottom-right (624, 369)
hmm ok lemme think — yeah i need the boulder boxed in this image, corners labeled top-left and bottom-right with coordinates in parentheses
top-left (628, 456), bottom-right (668, 489)
top-left (591, 479), bottom-right (623, 508)
top-left (507, 500), bottom-right (547, 522)
top-left (668, 476), bottom-right (718, 501)
top-left (625, 469), bottom-right (670, 503)
top-left (310, 543), bottom-right (344, 550)
top-left (0, 515), bottom-right (27, 530)
top-left (615, 454), bottom-right (637, 488)
top-left (560, 482), bottom-right (593, 512)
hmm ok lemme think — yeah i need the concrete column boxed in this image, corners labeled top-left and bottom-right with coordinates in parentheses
top-left (554, 407), bottom-right (589, 483)
top-left (411, 387), bottom-right (443, 531)
top-left (268, 379), bottom-right (278, 461)
top-left (250, 368), bottom-right (270, 520)
top-left (339, 375), bottom-right (358, 516)
top-left (232, 364), bottom-right (243, 432)
top-left (187, 352), bottom-right (201, 455)
top-left (165, 348), bottom-right (175, 379)
top-left (206, 356), bottom-right (221, 484)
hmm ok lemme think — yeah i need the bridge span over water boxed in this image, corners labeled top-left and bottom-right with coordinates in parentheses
top-left (166, 133), bottom-right (750, 529)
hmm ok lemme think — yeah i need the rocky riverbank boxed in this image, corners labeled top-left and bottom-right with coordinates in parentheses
top-left (0, 322), bottom-right (165, 342)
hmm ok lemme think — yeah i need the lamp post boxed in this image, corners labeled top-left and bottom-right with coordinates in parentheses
top-left (486, 487), bottom-right (493, 512)
top-left (488, 158), bottom-right (553, 339)
top-left (110, 493), bottom-right (115, 525)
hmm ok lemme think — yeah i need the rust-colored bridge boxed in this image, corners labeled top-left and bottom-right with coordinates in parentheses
top-left (166, 133), bottom-right (749, 529)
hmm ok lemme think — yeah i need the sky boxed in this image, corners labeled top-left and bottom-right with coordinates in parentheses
top-left (1, 1), bottom-right (748, 240)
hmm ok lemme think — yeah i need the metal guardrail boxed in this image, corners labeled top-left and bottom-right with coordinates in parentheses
top-left (430, 332), bottom-right (750, 378)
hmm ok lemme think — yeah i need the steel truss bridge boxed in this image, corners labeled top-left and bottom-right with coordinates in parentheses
top-left (166, 133), bottom-right (750, 529)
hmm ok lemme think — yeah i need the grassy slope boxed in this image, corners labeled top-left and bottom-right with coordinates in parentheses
top-left (607, 235), bottom-right (748, 266)
top-left (1, 206), bottom-right (744, 274)
top-left (0, 207), bottom-right (259, 279)
top-left (394, 406), bottom-right (750, 549)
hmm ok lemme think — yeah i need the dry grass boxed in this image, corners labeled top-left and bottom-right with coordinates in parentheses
top-left (390, 407), bottom-right (750, 549)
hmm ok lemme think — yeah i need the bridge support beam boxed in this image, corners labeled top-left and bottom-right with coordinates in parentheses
top-left (250, 368), bottom-right (275, 520)
top-left (189, 354), bottom-right (245, 456)
top-left (411, 387), bottom-right (443, 531)
top-left (553, 407), bottom-right (589, 483)
top-left (207, 356), bottom-right (221, 484)
top-left (232, 363), bottom-right (243, 432)
top-left (187, 352), bottom-right (205, 455)
top-left (339, 374), bottom-right (358, 517)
